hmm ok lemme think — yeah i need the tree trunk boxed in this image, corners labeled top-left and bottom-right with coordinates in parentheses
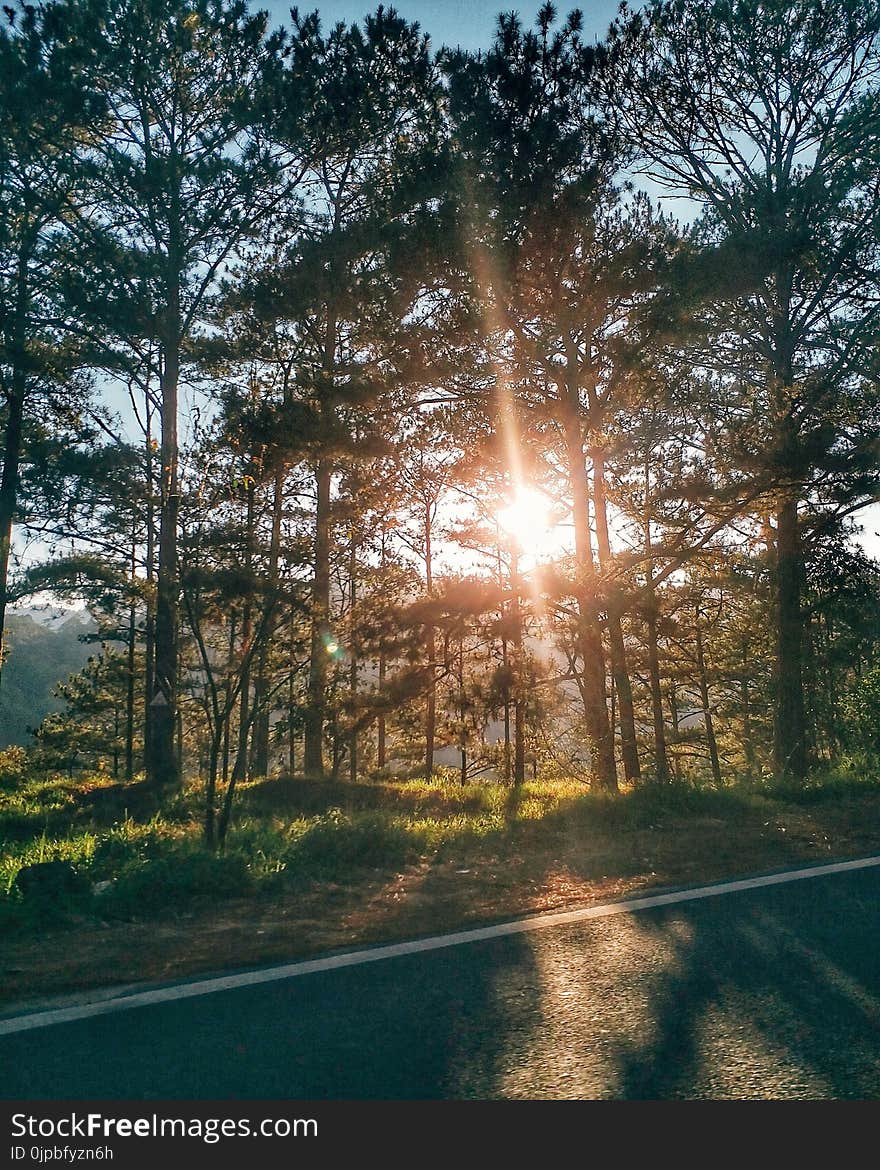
top-left (143, 401), bottom-right (156, 765)
top-left (773, 494), bottom-right (807, 779)
top-left (802, 615), bottom-right (819, 761)
top-left (502, 636), bottom-right (511, 784)
top-left (643, 458), bottom-right (670, 783)
top-left (0, 378), bottom-right (25, 687)
top-left (304, 459), bottom-right (331, 777)
top-left (125, 546), bottom-right (137, 781)
top-left (377, 649), bottom-right (387, 770)
top-left (204, 736), bottom-right (220, 850)
top-left (148, 288), bottom-right (181, 790)
top-left (669, 682), bottom-right (683, 781)
top-left (113, 702), bottom-right (120, 779)
top-left (330, 711), bottom-right (342, 781)
top-left (458, 639), bottom-right (467, 786)
top-left (221, 611), bottom-right (236, 785)
top-left (218, 681), bottom-right (249, 845)
top-left (560, 356), bottom-right (617, 792)
top-left (513, 689), bottom-right (525, 787)
top-left (645, 593), bottom-right (670, 782)
top-left (288, 602), bottom-right (297, 775)
top-left (0, 252), bottom-right (30, 687)
top-left (424, 507), bottom-right (436, 777)
top-left (377, 524), bottom-right (388, 771)
top-left (496, 539), bottom-right (512, 783)
top-left (348, 530), bottom-right (358, 783)
top-left (695, 617), bottom-right (723, 786)
top-left (510, 550), bottom-right (525, 786)
top-left (591, 448), bottom-right (641, 782)
top-left (231, 481), bottom-right (255, 788)
top-left (740, 659), bottom-right (756, 780)
top-left (252, 467), bottom-right (283, 776)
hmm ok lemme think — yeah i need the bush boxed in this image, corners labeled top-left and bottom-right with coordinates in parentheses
top-left (284, 808), bottom-right (420, 879)
top-left (14, 859), bottom-right (88, 899)
top-left (764, 760), bottom-right (880, 805)
top-left (0, 830), bottom-right (97, 896)
top-left (0, 746), bottom-right (31, 789)
top-left (841, 667), bottom-right (880, 756)
top-left (90, 820), bottom-right (174, 876)
top-left (105, 850), bottom-right (253, 917)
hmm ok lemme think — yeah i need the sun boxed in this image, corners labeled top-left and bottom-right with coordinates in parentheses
top-left (498, 486), bottom-right (548, 537)
top-left (497, 486), bottom-right (562, 564)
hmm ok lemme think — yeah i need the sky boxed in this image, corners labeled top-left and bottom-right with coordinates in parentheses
top-left (262, 0), bottom-right (626, 51)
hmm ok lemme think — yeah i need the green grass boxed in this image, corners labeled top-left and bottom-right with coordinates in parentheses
top-left (0, 772), bottom-right (574, 929)
top-left (756, 759), bottom-right (880, 805)
top-left (4, 765), bottom-right (880, 938)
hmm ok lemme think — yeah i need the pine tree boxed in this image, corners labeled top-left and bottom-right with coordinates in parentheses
top-left (82, 0), bottom-right (287, 788)
top-left (609, 0), bottom-right (880, 779)
top-left (251, 7), bottom-right (444, 777)
top-left (0, 0), bottom-right (104, 681)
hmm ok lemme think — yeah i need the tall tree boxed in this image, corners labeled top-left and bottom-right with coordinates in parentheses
top-left (0, 0), bottom-right (102, 681)
top-left (258, 7), bottom-right (444, 777)
top-left (393, 414), bottom-right (461, 775)
top-left (445, 6), bottom-right (648, 790)
top-left (84, 0), bottom-right (288, 787)
top-left (610, 0), bottom-right (880, 779)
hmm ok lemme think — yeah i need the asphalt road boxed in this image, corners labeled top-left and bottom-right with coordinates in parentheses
top-left (2, 861), bottom-right (880, 1099)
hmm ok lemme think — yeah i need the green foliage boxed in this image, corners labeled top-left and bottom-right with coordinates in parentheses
top-left (3, 0), bottom-right (880, 819)
top-left (285, 808), bottom-right (420, 877)
top-left (0, 774), bottom-right (582, 929)
top-left (0, 746), bottom-right (29, 787)
top-left (841, 668), bottom-right (880, 757)
top-left (105, 852), bottom-right (254, 917)
top-left (0, 828), bottom-right (97, 899)
top-left (754, 759), bottom-right (880, 805)
top-left (5, 768), bottom-right (880, 944)
top-left (32, 647), bottom-right (135, 774)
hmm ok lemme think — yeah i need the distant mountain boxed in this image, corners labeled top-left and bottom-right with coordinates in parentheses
top-left (0, 610), bottom-right (97, 747)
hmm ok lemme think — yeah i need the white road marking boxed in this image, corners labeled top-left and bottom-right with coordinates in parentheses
top-left (2, 853), bottom-right (879, 1037)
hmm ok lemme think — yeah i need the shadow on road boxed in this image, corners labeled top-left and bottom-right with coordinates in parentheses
top-left (493, 864), bottom-right (880, 1099)
top-left (3, 829), bottom-right (879, 1098)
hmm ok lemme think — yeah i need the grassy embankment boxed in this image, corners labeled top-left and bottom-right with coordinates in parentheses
top-left (3, 760), bottom-right (880, 1007)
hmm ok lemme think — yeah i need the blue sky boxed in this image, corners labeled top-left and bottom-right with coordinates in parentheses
top-left (262, 0), bottom-right (625, 51)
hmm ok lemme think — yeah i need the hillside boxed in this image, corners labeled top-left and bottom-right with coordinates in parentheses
top-left (0, 611), bottom-right (96, 747)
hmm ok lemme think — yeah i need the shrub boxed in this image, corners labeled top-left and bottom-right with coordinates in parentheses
top-left (284, 808), bottom-right (420, 879)
top-left (90, 819), bottom-right (175, 876)
top-left (0, 746), bottom-right (31, 789)
top-left (104, 850), bottom-right (253, 917)
top-left (841, 667), bottom-right (880, 757)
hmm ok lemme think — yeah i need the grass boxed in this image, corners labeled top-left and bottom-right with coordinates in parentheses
top-left (0, 767), bottom-right (868, 918)
top-left (3, 764), bottom-right (880, 1005)
top-left (0, 774), bottom-right (541, 921)
top-left (0, 772), bottom-right (580, 922)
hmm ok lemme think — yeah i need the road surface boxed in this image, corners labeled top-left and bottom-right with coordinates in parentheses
top-left (2, 859), bottom-right (879, 1099)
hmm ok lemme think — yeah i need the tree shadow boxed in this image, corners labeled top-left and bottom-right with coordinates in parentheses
top-left (0, 929), bottom-right (545, 1099)
top-left (595, 865), bottom-right (880, 1098)
top-left (4, 863), bottom-right (879, 1099)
